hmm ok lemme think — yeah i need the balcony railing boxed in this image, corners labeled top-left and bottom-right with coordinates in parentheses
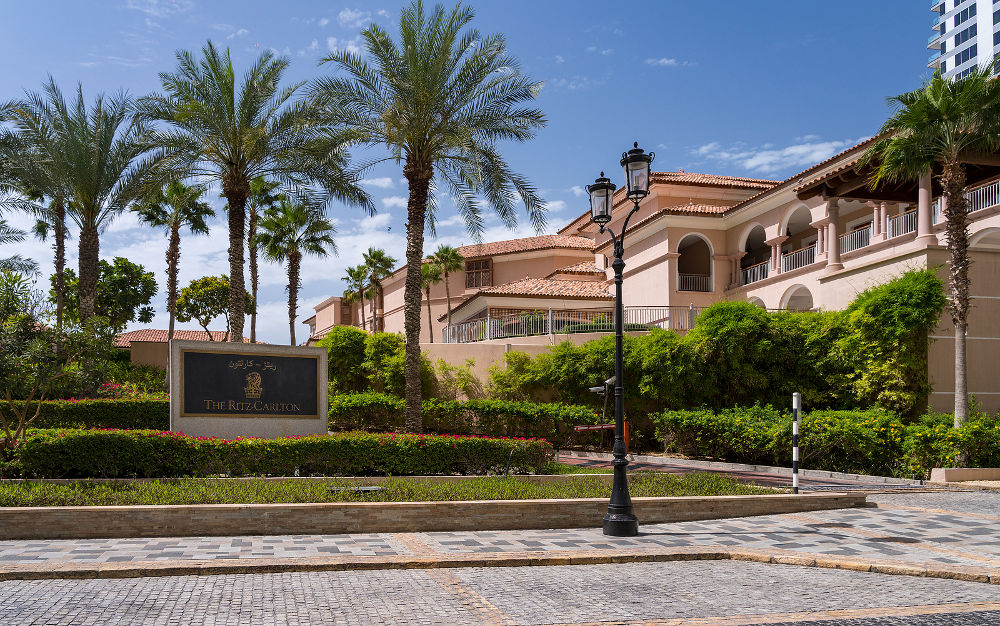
top-left (781, 244), bottom-right (816, 273)
top-left (741, 261), bottom-right (769, 286)
top-left (442, 305), bottom-right (707, 343)
top-left (887, 210), bottom-right (918, 238)
top-left (839, 226), bottom-right (871, 254)
top-left (966, 180), bottom-right (1000, 213)
top-left (677, 273), bottom-right (712, 292)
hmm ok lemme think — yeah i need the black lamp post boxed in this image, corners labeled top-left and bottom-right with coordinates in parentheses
top-left (587, 142), bottom-right (653, 537)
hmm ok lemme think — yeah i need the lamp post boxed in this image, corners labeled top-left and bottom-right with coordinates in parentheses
top-left (587, 142), bottom-right (653, 537)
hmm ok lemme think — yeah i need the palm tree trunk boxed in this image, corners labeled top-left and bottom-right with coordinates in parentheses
top-left (425, 284), bottom-right (434, 343)
top-left (288, 251), bottom-right (300, 346)
top-left (941, 161), bottom-right (971, 429)
top-left (166, 224), bottom-right (181, 342)
top-left (53, 198), bottom-right (66, 328)
top-left (248, 206), bottom-right (259, 344)
top-left (77, 223), bottom-right (100, 323)
top-left (444, 269), bottom-right (452, 328)
top-left (359, 291), bottom-right (367, 331)
top-left (370, 278), bottom-right (377, 332)
top-left (222, 176), bottom-right (249, 342)
top-left (403, 161), bottom-right (432, 433)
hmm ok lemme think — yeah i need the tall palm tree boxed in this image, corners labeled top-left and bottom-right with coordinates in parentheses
top-left (139, 41), bottom-right (371, 342)
top-left (247, 177), bottom-right (283, 343)
top-left (362, 247), bottom-right (397, 332)
top-left (864, 64), bottom-right (1000, 428)
top-left (312, 1), bottom-right (546, 431)
top-left (342, 264), bottom-right (370, 330)
top-left (30, 200), bottom-right (71, 324)
top-left (3, 79), bottom-right (154, 322)
top-left (256, 199), bottom-right (336, 345)
top-left (421, 262), bottom-right (442, 343)
top-left (134, 181), bottom-right (214, 342)
top-left (430, 244), bottom-right (464, 328)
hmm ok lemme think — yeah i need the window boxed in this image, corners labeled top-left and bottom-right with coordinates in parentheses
top-left (995, 29), bottom-right (1000, 46)
top-left (955, 23), bottom-right (977, 46)
top-left (465, 259), bottom-right (491, 288)
top-left (954, 43), bottom-right (978, 67)
top-left (955, 3), bottom-right (976, 27)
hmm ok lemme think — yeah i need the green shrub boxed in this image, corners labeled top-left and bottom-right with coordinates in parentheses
top-left (328, 392), bottom-right (404, 431)
top-left (4, 429), bottom-right (552, 478)
top-left (8, 399), bottom-right (169, 430)
top-left (316, 326), bottom-right (368, 394)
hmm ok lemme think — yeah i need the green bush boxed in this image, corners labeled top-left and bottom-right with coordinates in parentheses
top-left (8, 399), bottom-right (169, 430)
top-left (316, 326), bottom-right (368, 394)
top-left (3, 429), bottom-right (552, 479)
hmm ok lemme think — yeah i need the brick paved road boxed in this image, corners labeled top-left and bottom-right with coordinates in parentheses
top-left (2, 561), bottom-right (999, 625)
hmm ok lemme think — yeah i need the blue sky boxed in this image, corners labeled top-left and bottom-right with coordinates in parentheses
top-left (0, 1), bottom-right (932, 344)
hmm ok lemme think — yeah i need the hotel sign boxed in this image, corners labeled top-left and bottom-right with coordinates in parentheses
top-left (180, 350), bottom-right (320, 418)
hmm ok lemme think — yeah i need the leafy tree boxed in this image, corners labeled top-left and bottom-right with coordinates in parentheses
top-left (57, 257), bottom-right (157, 332)
top-left (362, 247), bottom-right (397, 332)
top-left (134, 181), bottom-right (214, 342)
top-left (0, 219), bottom-right (37, 275)
top-left (246, 177), bottom-right (283, 343)
top-left (2, 79), bottom-right (154, 324)
top-left (140, 41), bottom-right (371, 342)
top-left (315, 325), bottom-right (368, 393)
top-left (864, 64), bottom-right (1000, 427)
top-left (0, 270), bottom-right (43, 323)
top-left (176, 275), bottom-right (253, 341)
top-left (255, 200), bottom-right (336, 346)
top-left (342, 264), bottom-right (371, 331)
top-left (0, 314), bottom-right (115, 450)
top-left (421, 262), bottom-right (442, 343)
top-left (314, 1), bottom-right (547, 431)
top-left (430, 244), bottom-right (463, 328)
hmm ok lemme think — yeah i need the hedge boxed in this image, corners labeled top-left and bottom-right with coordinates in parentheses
top-left (328, 392), bottom-right (601, 446)
top-left (2, 429), bottom-right (553, 478)
top-left (652, 406), bottom-right (1000, 478)
top-left (4, 399), bottom-right (169, 430)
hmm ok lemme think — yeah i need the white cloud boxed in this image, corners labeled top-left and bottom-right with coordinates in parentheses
top-left (545, 200), bottom-right (567, 213)
top-left (554, 55), bottom-right (564, 64)
top-left (692, 136), bottom-right (869, 174)
top-left (645, 57), bottom-right (678, 67)
top-left (362, 177), bottom-right (394, 189)
top-left (327, 36), bottom-right (363, 55)
top-left (569, 185), bottom-right (586, 197)
top-left (75, 53), bottom-right (154, 69)
top-left (338, 8), bottom-right (371, 28)
top-left (226, 28), bottom-right (249, 40)
top-left (550, 74), bottom-right (608, 91)
top-left (377, 9), bottom-right (390, 18)
top-left (125, 0), bottom-right (193, 17)
top-left (318, 17), bottom-right (329, 27)
top-left (382, 196), bottom-right (407, 209)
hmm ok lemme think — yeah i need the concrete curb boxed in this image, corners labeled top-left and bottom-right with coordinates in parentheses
top-left (562, 451), bottom-right (925, 485)
top-left (0, 547), bottom-right (995, 585)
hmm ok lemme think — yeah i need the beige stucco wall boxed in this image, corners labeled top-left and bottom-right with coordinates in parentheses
top-left (129, 341), bottom-right (169, 369)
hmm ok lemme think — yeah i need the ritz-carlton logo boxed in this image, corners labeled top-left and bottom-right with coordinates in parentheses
top-left (244, 372), bottom-right (263, 399)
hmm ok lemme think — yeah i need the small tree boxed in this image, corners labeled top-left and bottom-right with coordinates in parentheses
top-left (430, 244), bottom-right (463, 328)
top-left (342, 264), bottom-right (370, 330)
top-left (57, 257), bottom-right (157, 332)
top-left (362, 248), bottom-right (397, 332)
top-left (0, 270), bottom-right (43, 323)
top-left (421, 262), bottom-right (442, 343)
top-left (176, 275), bottom-right (253, 341)
top-left (0, 314), bottom-right (115, 450)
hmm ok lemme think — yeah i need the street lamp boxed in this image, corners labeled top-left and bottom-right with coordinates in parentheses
top-left (586, 141), bottom-right (653, 537)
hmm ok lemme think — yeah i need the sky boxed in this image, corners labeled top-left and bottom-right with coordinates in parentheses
top-left (0, 1), bottom-right (934, 344)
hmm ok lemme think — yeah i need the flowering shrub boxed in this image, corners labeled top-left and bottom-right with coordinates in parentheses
top-left (3, 429), bottom-right (553, 479)
top-left (10, 399), bottom-right (169, 430)
top-left (96, 381), bottom-right (168, 400)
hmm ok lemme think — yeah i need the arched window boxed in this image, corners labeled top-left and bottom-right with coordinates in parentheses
top-left (676, 234), bottom-right (713, 292)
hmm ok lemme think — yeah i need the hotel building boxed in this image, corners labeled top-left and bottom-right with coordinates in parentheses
top-left (928, 0), bottom-right (1000, 79)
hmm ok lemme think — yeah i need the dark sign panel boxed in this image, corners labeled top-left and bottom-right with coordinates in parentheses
top-left (180, 350), bottom-right (320, 418)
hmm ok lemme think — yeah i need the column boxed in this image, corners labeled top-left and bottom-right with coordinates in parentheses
top-left (663, 252), bottom-right (680, 293)
top-left (825, 197), bottom-right (843, 272)
top-left (765, 236), bottom-right (788, 274)
top-left (877, 202), bottom-right (888, 241)
top-left (916, 170), bottom-right (936, 243)
top-left (867, 202), bottom-right (882, 240)
top-left (730, 252), bottom-right (746, 288)
top-left (810, 218), bottom-right (829, 259)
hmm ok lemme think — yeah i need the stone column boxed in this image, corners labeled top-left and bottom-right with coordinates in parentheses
top-left (729, 252), bottom-right (746, 289)
top-left (811, 217), bottom-right (829, 259)
top-left (877, 202), bottom-right (888, 241)
top-left (825, 198), bottom-right (843, 272)
top-left (765, 236), bottom-right (788, 274)
top-left (917, 170), bottom-right (936, 244)
top-left (663, 251), bottom-right (681, 294)
top-left (867, 202), bottom-right (882, 240)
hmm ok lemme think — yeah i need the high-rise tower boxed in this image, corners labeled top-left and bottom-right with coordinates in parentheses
top-left (928, 0), bottom-right (999, 79)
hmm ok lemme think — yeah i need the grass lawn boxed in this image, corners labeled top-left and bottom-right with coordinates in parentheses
top-left (0, 472), bottom-right (774, 507)
top-left (544, 462), bottom-right (615, 475)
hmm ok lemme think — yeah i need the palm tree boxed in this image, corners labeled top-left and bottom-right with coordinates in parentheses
top-left (430, 244), bottom-right (464, 328)
top-left (362, 247), bottom-right (397, 333)
top-left (3, 79), bottom-right (154, 322)
top-left (256, 199), bottom-right (336, 345)
top-left (421, 262), bottom-right (442, 343)
top-left (864, 64), bottom-right (1000, 428)
top-left (134, 181), bottom-right (214, 342)
top-left (0, 219), bottom-right (37, 275)
top-left (247, 177), bottom-right (283, 343)
top-left (342, 264), bottom-right (371, 330)
top-left (139, 41), bottom-right (371, 342)
top-left (312, 1), bottom-right (546, 431)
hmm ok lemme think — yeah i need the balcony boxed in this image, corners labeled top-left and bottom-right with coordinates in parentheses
top-left (677, 273), bottom-right (712, 292)
top-left (887, 210), bottom-right (918, 238)
top-left (780, 244), bottom-right (816, 273)
top-left (741, 261), bottom-right (769, 286)
top-left (441, 305), bottom-right (707, 342)
top-left (839, 226), bottom-right (871, 254)
top-left (927, 32), bottom-right (943, 49)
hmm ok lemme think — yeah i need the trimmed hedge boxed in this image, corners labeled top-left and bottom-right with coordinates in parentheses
top-left (5, 399), bottom-right (169, 430)
top-left (2, 429), bottom-right (552, 478)
top-left (652, 406), bottom-right (1000, 478)
top-left (328, 392), bottom-right (601, 446)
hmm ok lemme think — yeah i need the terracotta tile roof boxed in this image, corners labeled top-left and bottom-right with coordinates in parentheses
top-left (591, 203), bottom-right (733, 252)
top-left (456, 235), bottom-right (594, 259)
top-left (545, 262), bottom-right (605, 278)
top-left (649, 171), bottom-right (779, 189)
top-left (480, 278), bottom-right (613, 299)
top-left (114, 329), bottom-right (232, 348)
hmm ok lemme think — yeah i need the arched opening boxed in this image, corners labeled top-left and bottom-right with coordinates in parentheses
top-left (748, 297), bottom-right (766, 309)
top-left (676, 233), bottom-right (713, 292)
top-left (780, 206), bottom-right (819, 272)
top-left (971, 227), bottom-right (1000, 249)
top-left (740, 224), bottom-right (769, 285)
top-left (781, 285), bottom-right (814, 311)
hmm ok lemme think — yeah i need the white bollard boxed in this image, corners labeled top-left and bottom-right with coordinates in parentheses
top-left (792, 392), bottom-right (801, 494)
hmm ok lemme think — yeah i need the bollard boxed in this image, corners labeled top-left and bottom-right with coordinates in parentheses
top-left (792, 392), bottom-right (800, 494)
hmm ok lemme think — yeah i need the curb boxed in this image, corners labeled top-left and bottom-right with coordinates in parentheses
top-left (1, 547), bottom-right (996, 585)
top-left (561, 451), bottom-right (925, 486)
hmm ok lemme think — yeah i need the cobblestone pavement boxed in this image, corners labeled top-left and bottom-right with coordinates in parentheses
top-left (2, 561), bottom-right (1000, 625)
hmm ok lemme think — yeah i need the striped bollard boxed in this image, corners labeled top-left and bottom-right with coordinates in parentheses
top-left (792, 392), bottom-right (800, 494)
